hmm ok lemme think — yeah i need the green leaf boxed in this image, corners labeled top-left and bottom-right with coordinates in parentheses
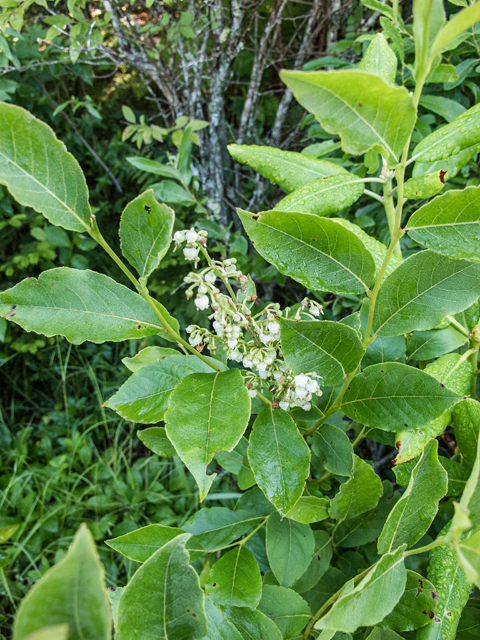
top-left (122, 346), bottom-right (179, 372)
top-left (455, 529), bottom-right (480, 588)
top-left (280, 319), bottom-right (364, 386)
top-left (407, 326), bottom-right (468, 361)
top-left (419, 95), bottom-right (466, 123)
top-left (106, 356), bottom-right (214, 424)
top-left (119, 190), bottom-right (174, 280)
top-left (413, 144), bottom-right (479, 180)
top-left (137, 427), bottom-right (177, 458)
top-left (413, 103), bottom-right (480, 163)
top-left (115, 533), bottom-right (207, 640)
top-left (363, 335), bottom-right (406, 368)
top-left (457, 605), bottom-right (480, 639)
top-left (293, 530), bottom-right (332, 593)
top-left (0, 103), bottom-right (91, 233)
top-left (335, 481), bottom-right (401, 548)
top-left (105, 524), bottom-right (184, 562)
top-left (331, 218), bottom-right (403, 281)
top-left (165, 369), bottom-right (250, 500)
top-left (378, 440), bottom-right (448, 554)
top-left (205, 546), bottom-right (262, 608)
top-left (417, 524), bottom-right (471, 640)
top-left (373, 251), bottom-right (480, 336)
top-left (329, 455), bottom-right (383, 520)
top-left (13, 525), bottom-right (111, 640)
top-left (227, 144), bottom-right (347, 192)
top-left (404, 171), bottom-right (446, 200)
top-left (315, 546), bottom-right (407, 633)
top-left (152, 180), bottom-right (195, 206)
top-left (358, 33), bottom-right (397, 83)
top-left (406, 187), bottom-right (480, 263)
top-left (430, 1), bottom-right (480, 60)
top-left (183, 508), bottom-right (263, 551)
top-left (459, 425), bottom-right (480, 527)
top-left (285, 497), bottom-right (330, 524)
top-left (273, 174), bottom-right (364, 216)
top-left (312, 423), bottom-right (354, 477)
top-left (248, 406), bottom-right (310, 515)
top-left (394, 412), bottom-right (450, 465)
top-left (394, 456), bottom-right (470, 498)
top-left (413, 0), bottom-right (446, 79)
top-left (126, 156), bottom-right (181, 181)
top-left (0, 268), bottom-right (166, 345)
top-left (366, 629), bottom-right (404, 640)
top-left (453, 398), bottom-right (480, 467)
top-left (266, 512), bottom-right (315, 588)
top-left (202, 598), bottom-right (244, 640)
top-left (23, 627), bottom-right (69, 640)
top-left (0, 523), bottom-right (18, 543)
top-left (258, 585), bottom-right (310, 639)
top-left (280, 69), bottom-right (416, 160)
top-left (379, 570), bottom-right (438, 632)
top-left (341, 362), bottom-right (460, 431)
top-left (222, 607), bottom-right (282, 640)
top-left (238, 209), bottom-right (376, 295)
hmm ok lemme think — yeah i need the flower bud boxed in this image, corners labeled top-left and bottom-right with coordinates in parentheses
top-left (248, 389), bottom-right (257, 398)
top-left (205, 272), bottom-right (216, 284)
top-left (174, 230), bottom-right (186, 243)
top-left (227, 338), bottom-right (238, 349)
top-left (306, 379), bottom-right (319, 393)
top-left (243, 357), bottom-right (254, 369)
top-left (279, 401), bottom-right (290, 411)
top-left (268, 321), bottom-right (280, 334)
top-left (310, 307), bottom-right (321, 317)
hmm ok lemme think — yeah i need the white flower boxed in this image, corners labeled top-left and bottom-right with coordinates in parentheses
top-left (258, 369), bottom-right (268, 379)
top-left (302, 402), bottom-right (312, 411)
top-left (259, 332), bottom-right (272, 344)
top-left (257, 362), bottom-right (267, 372)
top-left (310, 307), bottom-right (321, 317)
top-left (186, 325), bottom-right (194, 333)
top-left (174, 230), bottom-right (186, 243)
top-left (295, 374), bottom-right (309, 388)
top-left (243, 357), bottom-right (254, 369)
top-left (225, 265), bottom-right (236, 273)
top-left (295, 387), bottom-right (309, 399)
top-left (189, 334), bottom-right (203, 346)
top-left (194, 295), bottom-right (209, 310)
top-left (227, 338), bottom-right (238, 349)
top-left (183, 247), bottom-right (197, 261)
top-left (228, 349), bottom-right (243, 362)
top-left (264, 356), bottom-right (274, 365)
top-left (232, 325), bottom-right (241, 337)
top-left (268, 321), bottom-right (280, 334)
top-left (279, 401), bottom-right (290, 411)
top-left (273, 371), bottom-right (282, 381)
top-left (248, 389), bottom-right (257, 398)
top-left (185, 229), bottom-right (198, 243)
top-left (205, 272), bottom-right (216, 284)
top-left (306, 379), bottom-right (319, 393)
top-left (212, 321), bottom-right (223, 334)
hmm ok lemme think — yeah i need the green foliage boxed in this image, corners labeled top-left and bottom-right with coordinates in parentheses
top-left (4, 2), bottom-right (480, 637)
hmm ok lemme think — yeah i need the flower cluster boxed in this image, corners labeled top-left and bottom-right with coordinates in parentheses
top-left (174, 229), bottom-right (324, 411)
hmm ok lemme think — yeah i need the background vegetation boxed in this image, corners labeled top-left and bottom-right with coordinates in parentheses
top-left (1, 0), bottom-right (480, 636)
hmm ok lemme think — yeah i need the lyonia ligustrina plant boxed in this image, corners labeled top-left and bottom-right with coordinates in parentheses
top-left (3, 2), bottom-right (480, 639)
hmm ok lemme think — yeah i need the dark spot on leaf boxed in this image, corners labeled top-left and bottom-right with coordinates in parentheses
top-left (145, 205), bottom-right (151, 213)
top-left (429, 611), bottom-right (435, 619)
top-left (440, 383), bottom-right (445, 388)
top-left (108, 587), bottom-right (117, 591)
top-left (312, 236), bottom-right (317, 242)
top-left (396, 441), bottom-right (401, 448)
top-left (212, 583), bottom-right (217, 587)
top-left (446, 611), bottom-right (453, 618)
top-left (418, 579), bottom-right (423, 587)
top-left (317, 555), bottom-right (321, 561)
top-left (432, 591), bottom-right (437, 599)
top-left (192, 613), bottom-right (197, 618)
top-left (439, 170), bottom-right (447, 184)
top-left (423, 610), bottom-right (427, 615)
top-left (186, 609), bottom-right (190, 612)
top-left (137, 325), bottom-right (142, 329)
top-left (11, 305), bottom-right (16, 310)
top-left (358, 103), bottom-right (363, 107)
top-left (404, 424), bottom-right (408, 427)
top-left (435, 617), bottom-right (441, 623)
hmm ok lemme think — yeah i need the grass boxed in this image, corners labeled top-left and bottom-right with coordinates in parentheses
top-left (0, 335), bottom-right (240, 636)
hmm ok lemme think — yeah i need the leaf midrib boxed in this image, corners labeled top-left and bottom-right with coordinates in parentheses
top-left (0, 149), bottom-right (89, 230)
